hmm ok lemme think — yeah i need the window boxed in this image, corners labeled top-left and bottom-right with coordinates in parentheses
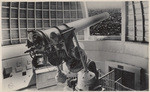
top-left (88, 9), bottom-right (121, 36)
top-left (1, 2), bottom-right (84, 46)
top-left (126, 1), bottom-right (148, 42)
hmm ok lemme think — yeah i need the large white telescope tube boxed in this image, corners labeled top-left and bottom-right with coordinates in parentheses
top-left (42, 12), bottom-right (110, 38)
top-left (26, 12), bottom-right (110, 66)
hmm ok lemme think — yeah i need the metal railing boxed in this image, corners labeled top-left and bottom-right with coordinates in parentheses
top-left (99, 70), bottom-right (115, 91)
top-left (115, 81), bottom-right (134, 91)
top-left (98, 70), bottom-right (135, 91)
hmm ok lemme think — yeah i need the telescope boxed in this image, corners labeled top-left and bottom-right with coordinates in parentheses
top-left (25, 12), bottom-right (110, 91)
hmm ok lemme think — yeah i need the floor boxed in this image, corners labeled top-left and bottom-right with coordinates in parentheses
top-left (21, 83), bottom-right (74, 91)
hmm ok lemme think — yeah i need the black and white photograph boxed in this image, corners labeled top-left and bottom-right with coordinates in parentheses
top-left (0, 1), bottom-right (149, 91)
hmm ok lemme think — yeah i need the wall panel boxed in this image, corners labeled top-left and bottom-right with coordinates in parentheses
top-left (126, 1), bottom-right (149, 42)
